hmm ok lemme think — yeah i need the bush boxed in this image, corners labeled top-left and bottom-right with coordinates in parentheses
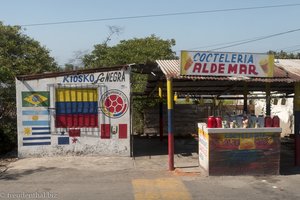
top-left (0, 124), bottom-right (17, 155)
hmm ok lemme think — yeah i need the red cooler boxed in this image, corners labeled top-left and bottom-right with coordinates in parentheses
top-left (207, 116), bottom-right (217, 128)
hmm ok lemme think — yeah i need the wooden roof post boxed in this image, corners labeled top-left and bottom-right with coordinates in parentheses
top-left (266, 83), bottom-right (271, 116)
top-left (243, 83), bottom-right (248, 114)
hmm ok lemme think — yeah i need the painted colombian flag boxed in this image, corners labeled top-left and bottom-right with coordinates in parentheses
top-left (55, 88), bottom-right (98, 128)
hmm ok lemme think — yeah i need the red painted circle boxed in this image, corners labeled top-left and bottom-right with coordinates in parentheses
top-left (109, 106), bottom-right (115, 113)
top-left (105, 99), bottom-right (111, 107)
top-left (109, 95), bottom-right (117, 101)
top-left (117, 97), bottom-right (123, 104)
top-left (115, 105), bottom-right (122, 113)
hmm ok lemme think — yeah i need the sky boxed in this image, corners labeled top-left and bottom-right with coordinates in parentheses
top-left (1, 0), bottom-right (300, 66)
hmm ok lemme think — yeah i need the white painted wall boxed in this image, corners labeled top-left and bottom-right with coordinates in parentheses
top-left (16, 69), bottom-right (131, 157)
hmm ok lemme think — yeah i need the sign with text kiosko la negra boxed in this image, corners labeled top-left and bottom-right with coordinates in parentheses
top-left (180, 51), bottom-right (274, 77)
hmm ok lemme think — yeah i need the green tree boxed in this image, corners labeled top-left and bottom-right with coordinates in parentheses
top-left (82, 35), bottom-right (177, 133)
top-left (83, 34), bottom-right (176, 67)
top-left (83, 35), bottom-right (177, 94)
top-left (0, 22), bottom-right (58, 154)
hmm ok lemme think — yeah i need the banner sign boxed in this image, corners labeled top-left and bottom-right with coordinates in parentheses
top-left (211, 132), bottom-right (277, 150)
top-left (180, 51), bottom-right (274, 77)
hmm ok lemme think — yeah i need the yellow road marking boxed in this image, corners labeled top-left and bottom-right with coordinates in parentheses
top-left (132, 178), bottom-right (192, 200)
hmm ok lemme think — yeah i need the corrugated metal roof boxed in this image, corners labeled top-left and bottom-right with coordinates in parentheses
top-left (276, 59), bottom-right (300, 73)
top-left (156, 60), bottom-right (180, 78)
top-left (156, 59), bottom-right (300, 82)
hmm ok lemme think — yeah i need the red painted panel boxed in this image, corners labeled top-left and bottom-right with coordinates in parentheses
top-left (56, 115), bottom-right (67, 127)
top-left (56, 114), bottom-right (98, 128)
top-left (69, 129), bottom-right (81, 137)
top-left (66, 114), bottom-right (73, 127)
top-left (83, 114), bottom-right (98, 127)
top-left (101, 124), bottom-right (110, 139)
top-left (89, 114), bottom-right (98, 127)
top-left (78, 114), bottom-right (84, 127)
top-left (296, 134), bottom-right (300, 166)
top-left (119, 124), bottom-right (127, 139)
top-left (72, 114), bottom-right (78, 127)
top-left (83, 115), bottom-right (90, 127)
top-left (208, 132), bottom-right (280, 175)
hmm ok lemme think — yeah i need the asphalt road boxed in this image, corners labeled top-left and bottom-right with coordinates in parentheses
top-left (1, 155), bottom-right (300, 200)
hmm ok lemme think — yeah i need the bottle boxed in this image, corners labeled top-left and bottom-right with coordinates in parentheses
top-left (250, 115), bottom-right (257, 128)
top-left (257, 115), bottom-right (264, 128)
top-left (215, 116), bottom-right (222, 128)
top-left (236, 115), bottom-right (243, 128)
top-left (242, 112), bottom-right (248, 128)
top-left (232, 120), bottom-right (237, 128)
top-left (264, 116), bottom-right (272, 127)
top-left (272, 115), bottom-right (280, 127)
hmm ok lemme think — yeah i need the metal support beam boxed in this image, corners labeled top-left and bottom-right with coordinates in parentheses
top-left (158, 81), bottom-right (163, 141)
top-left (266, 83), bottom-right (271, 116)
top-left (243, 83), bottom-right (248, 114)
top-left (167, 78), bottom-right (174, 171)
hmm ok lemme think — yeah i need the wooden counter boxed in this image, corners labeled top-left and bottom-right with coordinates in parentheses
top-left (198, 123), bottom-right (282, 175)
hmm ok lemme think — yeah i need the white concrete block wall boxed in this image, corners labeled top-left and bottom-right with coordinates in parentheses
top-left (16, 69), bottom-right (131, 157)
top-left (254, 98), bottom-right (294, 137)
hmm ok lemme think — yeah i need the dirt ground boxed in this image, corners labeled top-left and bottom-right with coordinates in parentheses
top-left (0, 136), bottom-right (299, 174)
top-left (0, 137), bottom-right (300, 200)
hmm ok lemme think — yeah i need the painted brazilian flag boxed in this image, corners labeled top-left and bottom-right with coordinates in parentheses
top-left (22, 91), bottom-right (50, 107)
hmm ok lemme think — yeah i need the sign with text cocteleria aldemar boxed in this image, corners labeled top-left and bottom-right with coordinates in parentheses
top-left (180, 51), bottom-right (274, 77)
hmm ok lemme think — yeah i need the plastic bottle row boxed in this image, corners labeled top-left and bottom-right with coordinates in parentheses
top-left (207, 115), bottom-right (280, 128)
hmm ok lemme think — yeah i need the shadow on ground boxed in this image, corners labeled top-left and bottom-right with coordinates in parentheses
top-left (132, 135), bottom-right (300, 175)
top-left (0, 167), bottom-right (57, 180)
top-left (132, 135), bottom-right (198, 157)
top-left (0, 150), bottom-right (58, 181)
top-left (280, 137), bottom-right (300, 175)
top-left (0, 136), bottom-right (299, 178)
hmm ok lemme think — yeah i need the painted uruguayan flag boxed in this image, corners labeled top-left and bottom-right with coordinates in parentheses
top-left (22, 109), bottom-right (51, 146)
top-left (22, 126), bottom-right (51, 146)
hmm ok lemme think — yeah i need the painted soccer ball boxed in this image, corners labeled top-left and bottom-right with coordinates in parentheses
top-left (101, 90), bottom-right (128, 118)
top-left (104, 94), bottom-right (124, 114)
